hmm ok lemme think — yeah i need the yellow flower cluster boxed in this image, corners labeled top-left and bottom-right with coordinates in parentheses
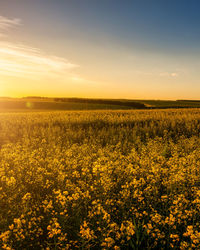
top-left (0, 109), bottom-right (200, 249)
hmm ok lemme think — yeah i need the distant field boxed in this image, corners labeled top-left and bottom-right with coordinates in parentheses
top-left (1, 97), bottom-right (200, 111)
top-left (139, 99), bottom-right (200, 108)
top-left (0, 98), bottom-right (145, 111)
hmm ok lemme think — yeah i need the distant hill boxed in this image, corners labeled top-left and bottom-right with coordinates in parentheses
top-left (1, 97), bottom-right (200, 112)
top-left (54, 98), bottom-right (145, 109)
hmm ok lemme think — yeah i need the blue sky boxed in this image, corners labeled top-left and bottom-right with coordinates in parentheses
top-left (1, 0), bottom-right (200, 99)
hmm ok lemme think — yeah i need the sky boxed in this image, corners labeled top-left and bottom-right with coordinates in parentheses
top-left (1, 0), bottom-right (200, 99)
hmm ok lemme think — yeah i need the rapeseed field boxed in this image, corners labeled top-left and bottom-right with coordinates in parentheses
top-left (0, 109), bottom-right (200, 249)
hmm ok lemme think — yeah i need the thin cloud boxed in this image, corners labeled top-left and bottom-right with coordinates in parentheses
top-left (134, 70), bottom-right (179, 78)
top-left (0, 42), bottom-right (78, 79)
top-left (0, 15), bottom-right (93, 84)
top-left (171, 72), bottom-right (178, 77)
top-left (0, 16), bottom-right (21, 35)
top-left (0, 15), bottom-right (78, 80)
top-left (159, 72), bottom-right (179, 77)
